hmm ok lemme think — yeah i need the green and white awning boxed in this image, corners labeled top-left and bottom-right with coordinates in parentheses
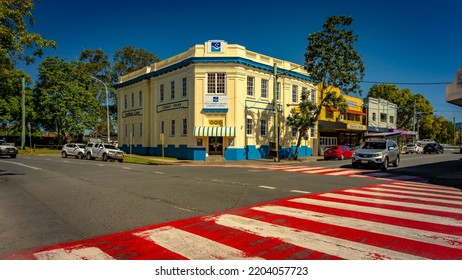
top-left (193, 126), bottom-right (236, 137)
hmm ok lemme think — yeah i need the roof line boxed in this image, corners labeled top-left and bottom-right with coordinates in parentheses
top-left (115, 57), bottom-right (312, 89)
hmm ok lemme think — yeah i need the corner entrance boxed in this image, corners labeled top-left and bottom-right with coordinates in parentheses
top-left (209, 137), bottom-right (223, 155)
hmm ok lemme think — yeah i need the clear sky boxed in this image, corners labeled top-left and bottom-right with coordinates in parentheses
top-left (24, 0), bottom-right (462, 123)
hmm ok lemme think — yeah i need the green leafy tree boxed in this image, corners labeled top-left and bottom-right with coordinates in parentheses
top-left (112, 46), bottom-right (160, 79)
top-left (33, 57), bottom-right (100, 144)
top-left (287, 16), bottom-right (365, 159)
top-left (367, 84), bottom-right (433, 130)
top-left (79, 49), bottom-right (116, 136)
top-left (0, 0), bottom-right (56, 133)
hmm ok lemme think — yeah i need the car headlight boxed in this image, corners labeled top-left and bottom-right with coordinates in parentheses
top-left (373, 152), bottom-right (383, 157)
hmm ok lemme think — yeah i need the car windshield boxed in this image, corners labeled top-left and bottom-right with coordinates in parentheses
top-left (77, 144), bottom-right (86, 148)
top-left (325, 146), bottom-right (337, 150)
top-left (105, 145), bottom-right (118, 150)
top-left (406, 144), bottom-right (415, 147)
top-left (362, 141), bottom-right (386, 149)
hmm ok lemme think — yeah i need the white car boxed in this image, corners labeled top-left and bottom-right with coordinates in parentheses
top-left (61, 143), bottom-right (86, 159)
top-left (404, 143), bottom-right (423, 154)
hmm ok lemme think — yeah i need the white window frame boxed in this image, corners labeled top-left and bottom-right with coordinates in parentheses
top-left (160, 84), bottom-right (164, 102)
top-left (131, 92), bottom-right (134, 108)
top-left (246, 115), bottom-right (253, 136)
top-left (182, 78), bottom-right (187, 97)
top-left (207, 73), bottom-right (226, 95)
top-left (182, 118), bottom-right (187, 136)
top-left (276, 82), bottom-right (281, 101)
top-left (292, 85), bottom-right (298, 103)
top-left (260, 118), bottom-right (267, 137)
top-left (139, 91), bottom-right (142, 107)
top-left (247, 76), bottom-right (255, 97)
top-left (170, 81), bottom-right (175, 99)
top-left (261, 79), bottom-right (268, 99)
top-left (170, 119), bottom-right (175, 136)
top-left (310, 89), bottom-right (317, 105)
top-left (161, 121), bottom-right (164, 135)
top-left (124, 95), bottom-right (127, 109)
top-left (291, 126), bottom-right (297, 138)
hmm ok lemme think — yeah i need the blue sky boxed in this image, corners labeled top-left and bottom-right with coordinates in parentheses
top-left (24, 0), bottom-right (462, 123)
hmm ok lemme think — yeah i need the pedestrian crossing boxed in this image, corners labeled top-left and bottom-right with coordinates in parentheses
top-left (4, 180), bottom-right (462, 260)
top-left (225, 164), bottom-right (426, 181)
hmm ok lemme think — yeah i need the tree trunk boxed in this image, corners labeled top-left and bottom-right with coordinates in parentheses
top-left (292, 129), bottom-right (305, 160)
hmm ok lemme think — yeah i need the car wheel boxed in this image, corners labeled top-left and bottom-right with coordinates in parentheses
top-left (86, 153), bottom-right (93, 160)
top-left (352, 162), bottom-right (359, 168)
top-left (393, 156), bottom-right (400, 167)
top-left (61, 151), bottom-right (67, 158)
top-left (381, 157), bottom-right (389, 171)
top-left (102, 154), bottom-right (108, 161)
top-left (78, 152), bottom-right (84, 159)
top-left (340, 154), bottom-right (345, 160)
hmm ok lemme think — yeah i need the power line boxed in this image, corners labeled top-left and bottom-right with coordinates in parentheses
top-left (361, 81), bottom-right (453, 85)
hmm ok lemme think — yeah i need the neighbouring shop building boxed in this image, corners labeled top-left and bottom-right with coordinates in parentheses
top-left (318, 91), bottom-right (367, 152)
top-left (115, 40), bottom-right (317, 160)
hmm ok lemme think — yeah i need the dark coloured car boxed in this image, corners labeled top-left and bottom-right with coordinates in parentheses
top-left (323, 145), bottom-right (354, 160)
top-left (423, 143), bottom-right (444, 154)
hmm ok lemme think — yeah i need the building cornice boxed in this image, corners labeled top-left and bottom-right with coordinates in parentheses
top-left (115, 57), bottom-right (312, 89)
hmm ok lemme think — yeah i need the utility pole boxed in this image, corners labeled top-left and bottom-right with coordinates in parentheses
top-left (412, 100), bottom-right (416, 143)
top-left (273, 63), bottom-right (279, 162)
top-left (21, 77), bottom-right (26, 150)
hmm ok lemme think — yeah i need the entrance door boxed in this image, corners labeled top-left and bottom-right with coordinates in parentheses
top-left (209, 137), bottom-right (223, 155)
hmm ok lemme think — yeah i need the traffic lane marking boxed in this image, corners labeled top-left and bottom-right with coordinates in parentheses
top-left (3, 180), bottom-right (462, 260)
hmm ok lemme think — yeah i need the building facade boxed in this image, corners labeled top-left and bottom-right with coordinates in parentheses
top-left (364, 97), bottom-right (398, 133)
top-left (116, 40), bottom-right (317, 160)
top-left (318, 90), bottom-right (367, 151)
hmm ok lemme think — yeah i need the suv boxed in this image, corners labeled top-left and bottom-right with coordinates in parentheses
top-left (85, 142), bottom-right (124, 162)
top-left (0, 139), bottom-right (18, 158)
top-left (352, 139), bottom-right (400, 170)
top-left (61, 143), bottom-right (86, 159)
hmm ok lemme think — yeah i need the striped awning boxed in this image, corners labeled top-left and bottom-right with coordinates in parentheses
top-left (193, 126), bottom-right (236, 137)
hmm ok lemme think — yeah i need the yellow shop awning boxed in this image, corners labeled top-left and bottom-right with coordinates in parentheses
top-left (193, 126), bottom-right (236, 137)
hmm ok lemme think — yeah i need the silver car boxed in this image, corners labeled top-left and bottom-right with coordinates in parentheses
top-left (61, 143), bottom-right (86, 159)
top-left (352, 139), bottom-right (400, 170)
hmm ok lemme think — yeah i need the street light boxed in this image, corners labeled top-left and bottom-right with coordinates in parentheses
top-left (90, 75), bottom-right (111, 143)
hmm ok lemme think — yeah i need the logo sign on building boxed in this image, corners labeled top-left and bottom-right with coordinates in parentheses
top-left (204, 95), bottom-right (228, 109)
top-left (208, 40), bottom-right (225, 53)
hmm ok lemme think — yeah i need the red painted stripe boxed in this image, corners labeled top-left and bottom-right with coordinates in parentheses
top-left (239, 208), bottom-right (462, 259)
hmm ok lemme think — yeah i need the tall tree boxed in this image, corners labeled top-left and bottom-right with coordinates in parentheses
top-left (33, 57), bottom-right (100, 144)
top-left (287, 16), bottom-right (365, 160)
top-left (0, 0), bottom-right (56, 132)
top-left (112, 46), bottom-right (160, 79)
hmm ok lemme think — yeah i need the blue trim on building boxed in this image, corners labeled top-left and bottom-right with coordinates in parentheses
top-left (120, 144), bottom-right (312, 161)
top-left (116, 57), bottom-right (312, 89)
top-left (202, 108), bottom-right (229, 113)
top-left (224, 148), bottom-right (246, 160)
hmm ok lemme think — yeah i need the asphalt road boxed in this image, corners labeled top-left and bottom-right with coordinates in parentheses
top-left (0, 150), bottom-right (461, 256)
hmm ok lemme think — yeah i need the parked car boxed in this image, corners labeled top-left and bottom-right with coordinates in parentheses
top-left (61, 143), bottom-right (86, 159)
top-left (423, 143), bottom-right (444, 154)
top-left (323, 145), bottom-right (354, 160)
top-left (0, 139), bottom-right (18, 158)
top-left (351, 139), bottom-right (400, 170)
top-left (404, 143), bottom-right (423, 154)
top-left (417, 139), bottom-right (435, 147)
top-left (85, 142), bottom-right (124, 162)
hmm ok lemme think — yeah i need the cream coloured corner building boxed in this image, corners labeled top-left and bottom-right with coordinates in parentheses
top-left (116, 40), bottom-right (317, 161)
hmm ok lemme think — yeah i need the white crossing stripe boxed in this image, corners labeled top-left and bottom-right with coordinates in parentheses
top-left (324, 192), bottom-right (462, 214)
top-left (380, 184), bottom-right (462, 196)
top-left (134, 226), bottom-right (262, 260)
top-left (258, 185), bottom-right (276, 190)
top-left (303, 168), bottom-right (339, 174)
top-left (325, 169), bottom-right (367, 176)
top-left (354, 187), bottom-right (462, 204)
top-left (291, 197), bottom-right (462, 226)
top-left (252, 205), bottom-right (462, 249)
top-left (34, 247), bottom-right (114, 260)
top-left (215, 214), bottom-right (425, 260)
top-left (285, 166), bottom-right (324, 172)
